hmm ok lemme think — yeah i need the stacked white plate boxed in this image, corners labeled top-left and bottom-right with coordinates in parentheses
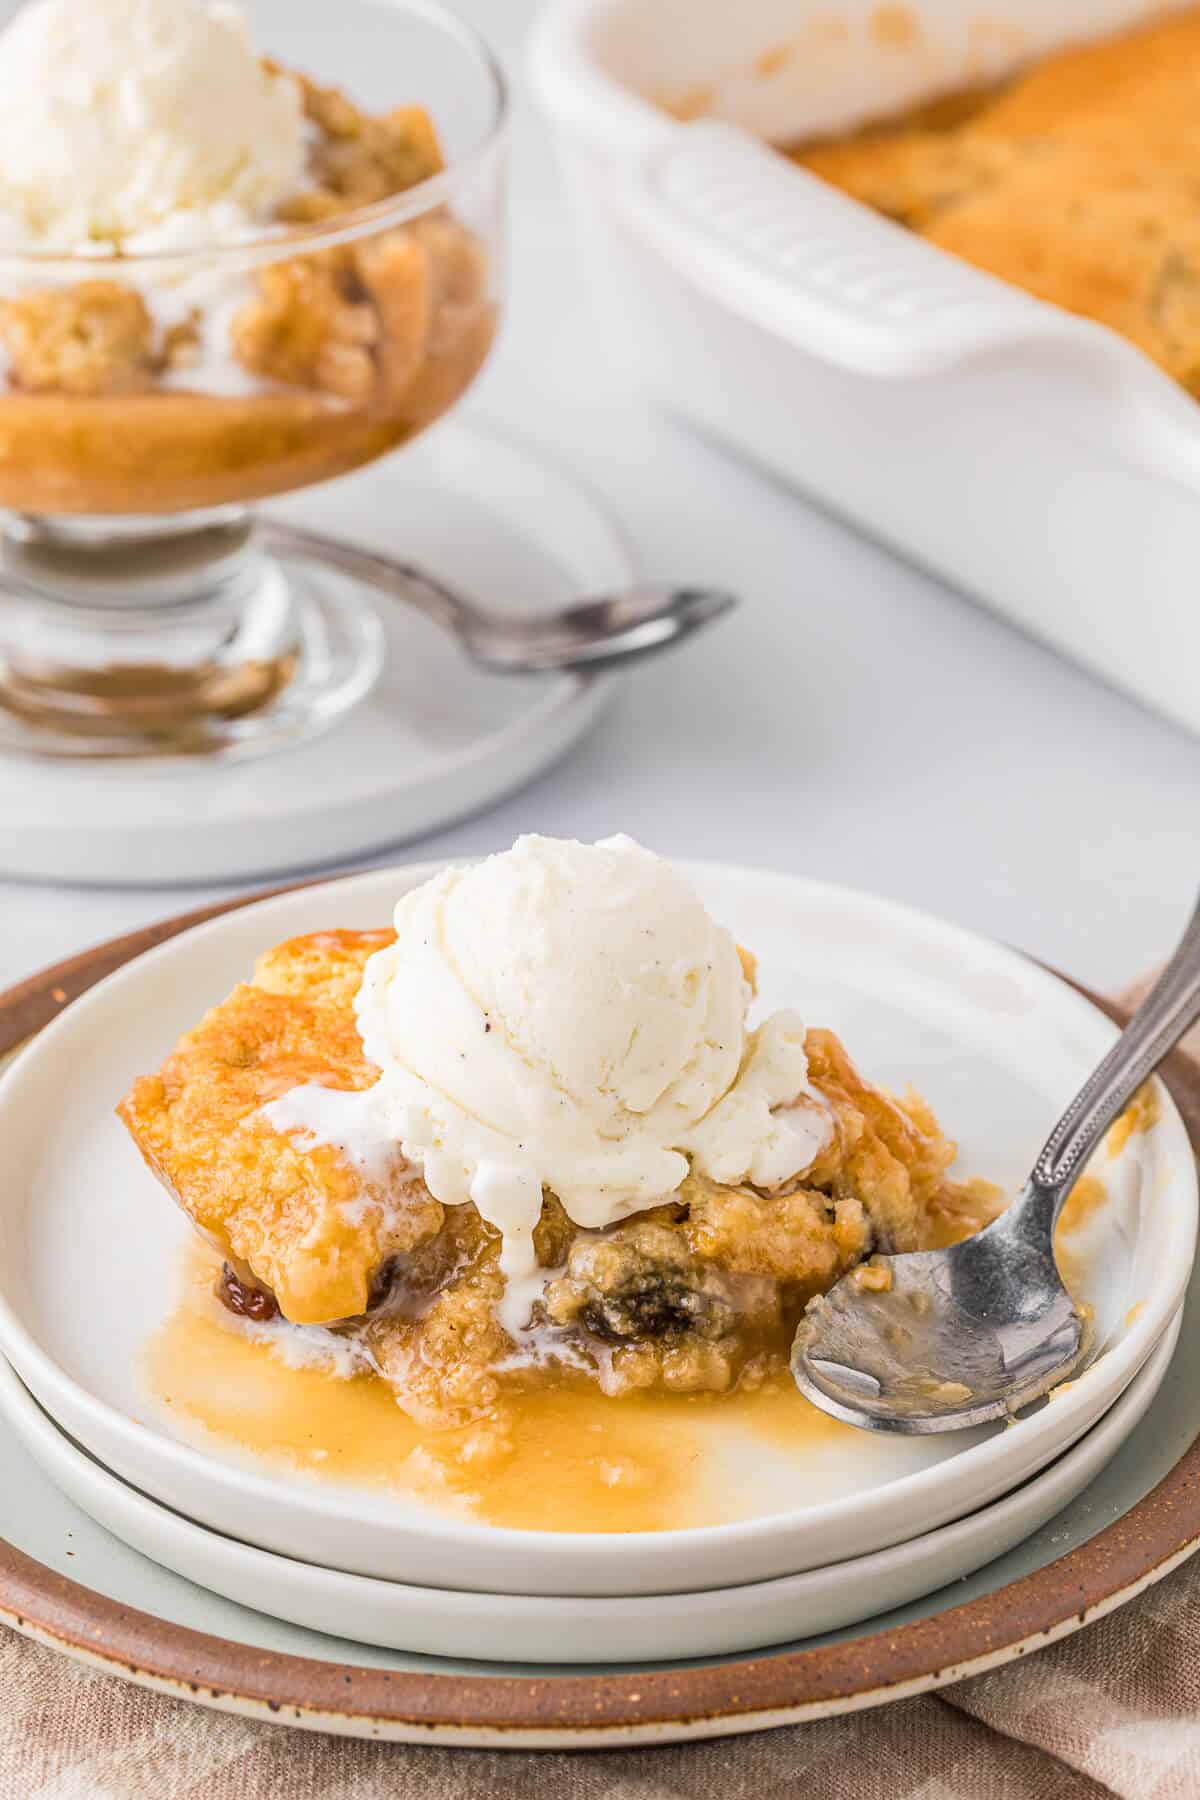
top-left (0, 867), bottom-right (1194, 1662)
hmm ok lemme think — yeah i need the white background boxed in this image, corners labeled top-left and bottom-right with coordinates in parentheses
top-left (1, 0), bottom-right (1197, 996)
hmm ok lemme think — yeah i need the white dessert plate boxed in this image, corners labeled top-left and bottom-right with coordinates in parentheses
top-left (0, 865), bottom-right (1193, 1599)
top-left (0, 418), bottom-right (625, 887)
top-left (0, 1311), bottom-right (1179, 1666)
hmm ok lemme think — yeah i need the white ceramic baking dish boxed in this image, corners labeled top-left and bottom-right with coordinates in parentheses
top-left (529, 0), bottom-right (1200, 734)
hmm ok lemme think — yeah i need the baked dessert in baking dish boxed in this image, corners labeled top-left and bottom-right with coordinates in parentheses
top-left (790, 8), bottom-right (1200, 393)
top-left (120, 836), bottom-right (1001, 1430)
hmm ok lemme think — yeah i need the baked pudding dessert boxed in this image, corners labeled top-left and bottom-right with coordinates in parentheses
top-left (790, 8), bottom-right (1200, 394)
top-left (0, 0), bottom-right (503, 760)
top-left (120, 835), bottom-right (1003, 1433)
top-left (0, 0), bottom-right (495, 515)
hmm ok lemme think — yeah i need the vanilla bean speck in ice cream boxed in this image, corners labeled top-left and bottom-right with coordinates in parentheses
top-left (264, 836), bottom-right (832, 1335)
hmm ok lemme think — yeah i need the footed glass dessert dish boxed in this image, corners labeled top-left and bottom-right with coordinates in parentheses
top-left (0, 0), bottom-right (505, 758)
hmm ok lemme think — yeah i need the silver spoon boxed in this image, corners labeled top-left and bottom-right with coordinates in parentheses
top-left (792, 889), bottom-right (1200, 1435)
top-left (260, 521), bottom-right (737, 674)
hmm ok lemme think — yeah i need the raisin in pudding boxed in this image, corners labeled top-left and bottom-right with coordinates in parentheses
top-left (121, 836), bottom-right (1003, 1456)
top-left (0, 0), bottom-right (495, 514)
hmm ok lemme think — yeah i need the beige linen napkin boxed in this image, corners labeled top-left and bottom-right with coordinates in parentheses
top-left (2, 1003), bottom-right (1197, 1800)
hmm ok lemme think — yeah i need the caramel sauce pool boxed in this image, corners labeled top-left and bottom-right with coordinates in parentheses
top-left (147, 1104), bottom-right (1150, 1535)
top-left (145, 1247), bottom-right (854, 1534)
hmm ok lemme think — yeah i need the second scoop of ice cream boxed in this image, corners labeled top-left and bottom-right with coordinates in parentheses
top-left (0, 0), bottom-right (306, 247)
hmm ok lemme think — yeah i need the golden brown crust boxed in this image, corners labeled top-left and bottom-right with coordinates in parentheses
top-left (226, 79), bottom-right (466, 412)
top-left (293, 76), bottom-right (444, 208)
top-left (0, 282), bottom-right (160, 397)
top-left (790, 9), bottom-right (1200, 391)
top-left (251, 927), bottom-right (396, 1004)
top-left (230, 256), bottom-right (381, 402)
top-left (117, 928), bottom-right (445, 1326)
top-left (683, 1177), bottom-right (870, 1292)
top-left (801, 1028), bottom-right (960, 1251)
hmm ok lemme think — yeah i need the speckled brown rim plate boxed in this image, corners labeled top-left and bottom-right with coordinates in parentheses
top-left (2, 883), bottom-right (1199, 1748)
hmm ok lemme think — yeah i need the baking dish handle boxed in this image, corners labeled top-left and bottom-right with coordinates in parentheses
top-left (621, 122), bottom-right (1089, 379)
top-left (623, 122), bottom-right (1200, 493)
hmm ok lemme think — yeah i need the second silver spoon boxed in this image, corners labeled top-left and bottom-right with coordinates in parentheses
top-left (261, 521), bottom-right (737, 675)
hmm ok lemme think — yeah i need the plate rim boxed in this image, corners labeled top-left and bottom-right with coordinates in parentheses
top-left (2, 881), bottom-right (1200, 1744)
top-left (1, 1306), bottom-right (1181, 1668)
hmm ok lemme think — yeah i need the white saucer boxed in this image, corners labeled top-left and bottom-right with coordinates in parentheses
top-left (0, 1312), bottom-right (1179, 1666)
top-left (0, 864), bottom-right (1193, 1599)
top-left (0, 420), bottom-right (627, 887)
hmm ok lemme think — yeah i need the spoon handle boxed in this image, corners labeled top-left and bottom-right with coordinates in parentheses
top-left (1016, 889), bottom-right (1200, 1229)
top-left (259, 520), bottom-right (481, 640)
top-left (259, 520), bottom-right (737, 673)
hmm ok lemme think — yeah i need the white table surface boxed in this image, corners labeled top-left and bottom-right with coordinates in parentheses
top-left (2, 0), bottom-right (1197, 998)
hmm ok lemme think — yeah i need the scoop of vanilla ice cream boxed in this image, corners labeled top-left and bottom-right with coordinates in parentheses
top-left (0, 0), bottom-right (305, 247)
top-left (353, 836), bottom-right (830, 1332)
top-left (359, 834), bottom-right (751, 1212)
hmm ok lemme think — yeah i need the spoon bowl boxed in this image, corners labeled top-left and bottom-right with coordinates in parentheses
top-left (793, 1213), bottom-right (1084, 1434)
